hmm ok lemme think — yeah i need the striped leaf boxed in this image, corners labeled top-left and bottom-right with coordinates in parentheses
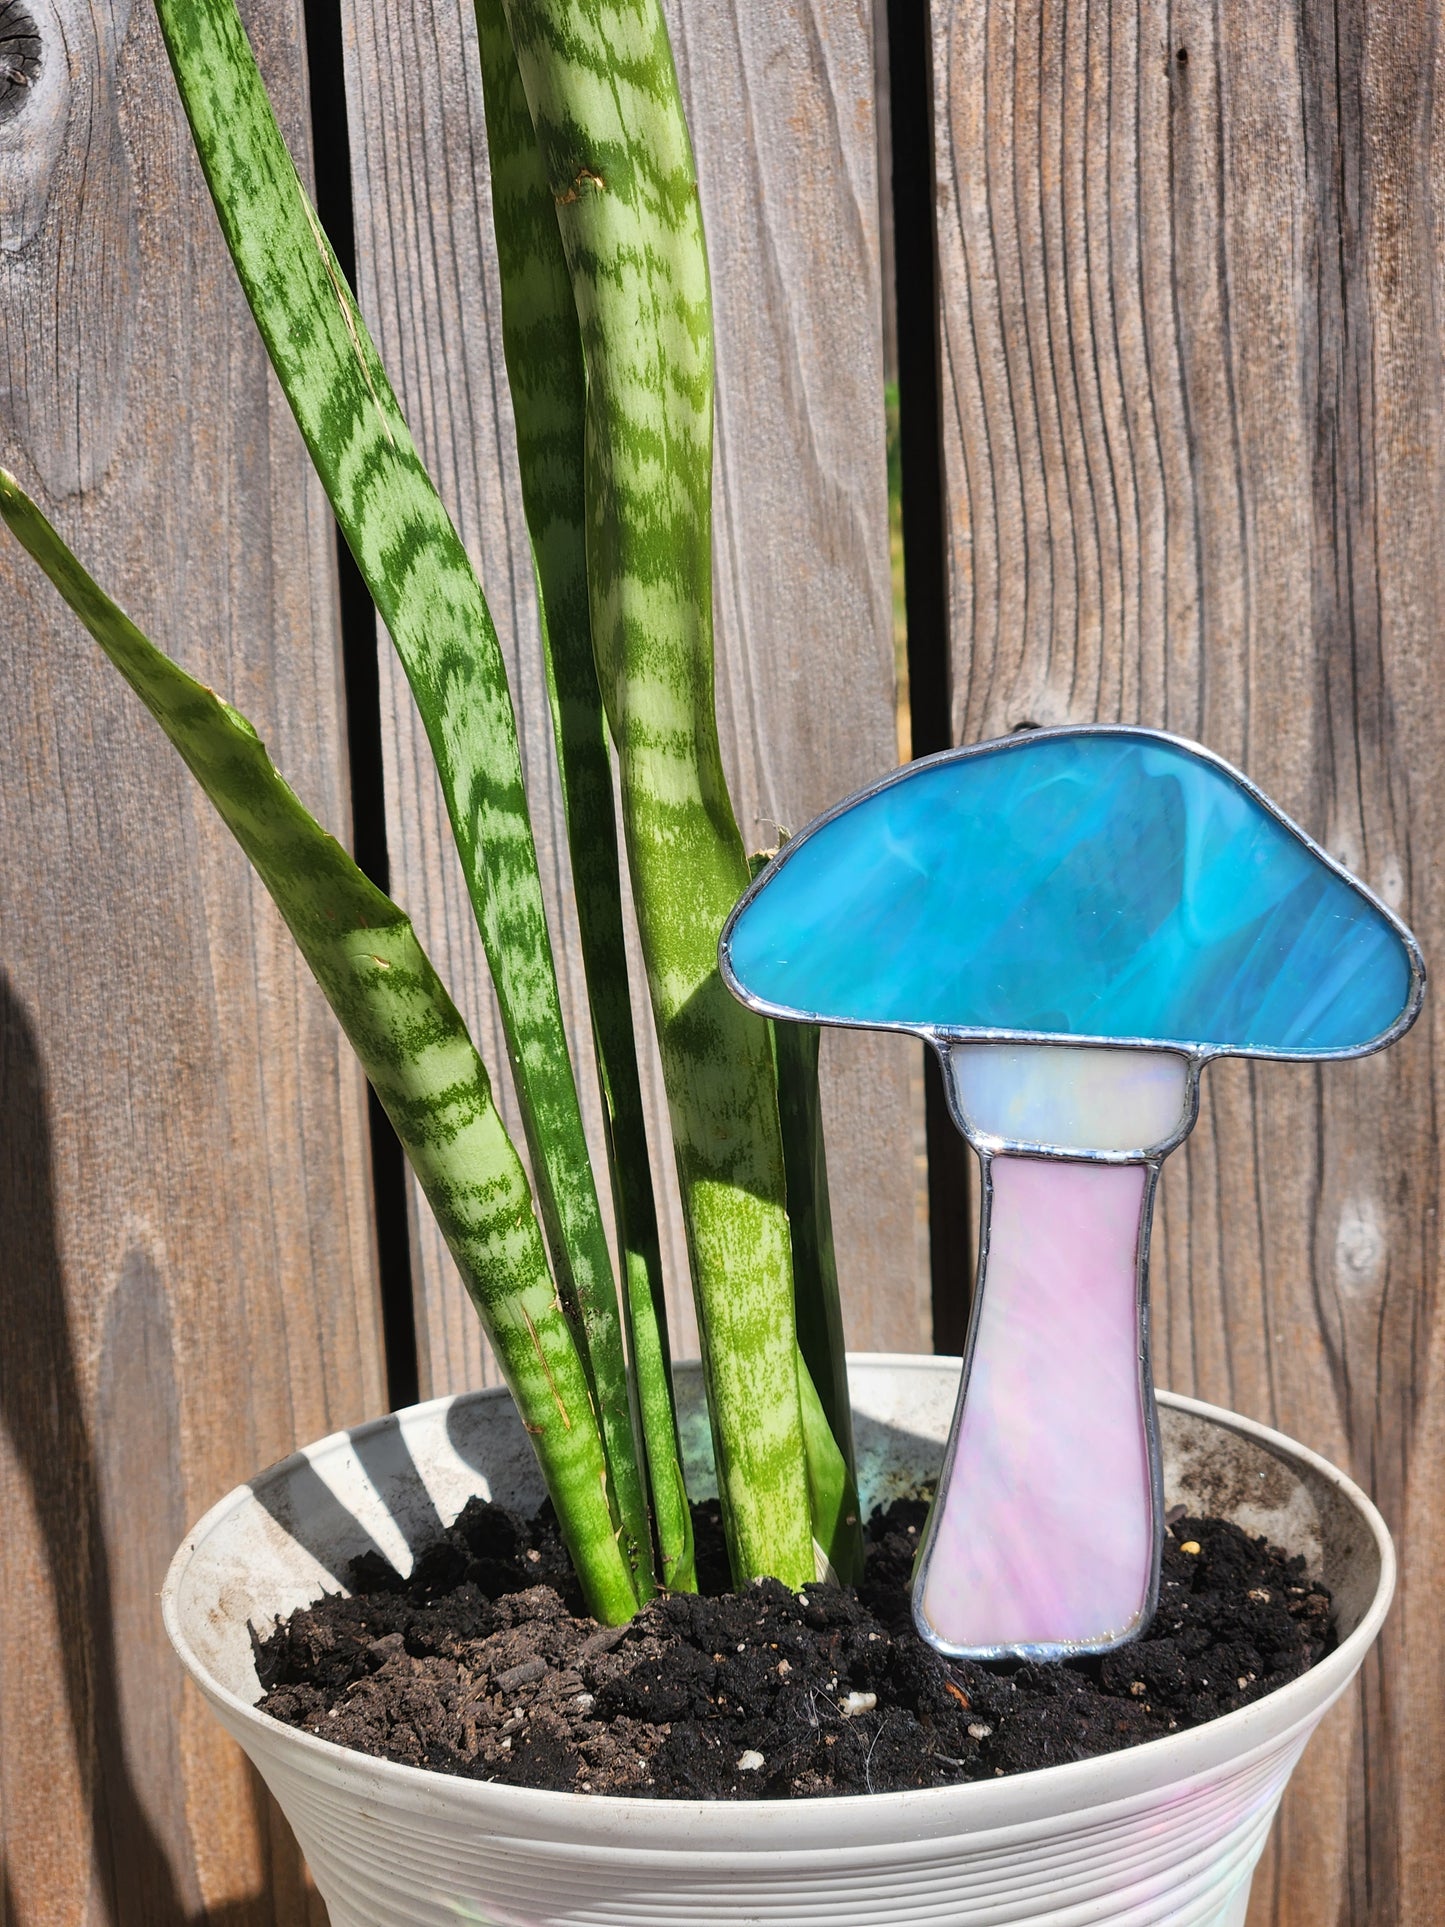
top-left (475, 0), bottom-right (692, 1593)
top-left (151, 0), bottom-right (650, 1586)
top-left (745, 850), bottom-right (863, 1584)
top-left (502, 0), bottom-right (815, 1590)
top-left (774, 1022), bottom-right (864, 1584)
top-left (0, 471), bottom-right (638, 1625)
top-left (796, 1349), bottom-right (861, 1588)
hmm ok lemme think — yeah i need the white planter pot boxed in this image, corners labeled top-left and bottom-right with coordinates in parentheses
top-left (163, 1355), bottom-right (1393, 1927)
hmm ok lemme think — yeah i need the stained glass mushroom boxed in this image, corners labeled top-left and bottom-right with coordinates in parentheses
top-left (720, 727), bottom-right (1423, 1658)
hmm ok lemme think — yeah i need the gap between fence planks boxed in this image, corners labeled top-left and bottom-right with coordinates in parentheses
top-left (0, 0), bottom-right (383, 1918)
top-left (339, 0), bottom-right (930, 1399)
top-left (930, 0), bottom-right (1445, 1920)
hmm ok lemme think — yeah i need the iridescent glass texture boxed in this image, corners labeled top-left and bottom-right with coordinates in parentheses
top-left (720, 727), bottom-right (1423, 1659)
top-left (724, 732), bottom-right (1412, 1056)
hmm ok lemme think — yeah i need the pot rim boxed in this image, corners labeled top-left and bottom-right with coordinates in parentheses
top-left (162, 1357), bottom-right (1395, 1847)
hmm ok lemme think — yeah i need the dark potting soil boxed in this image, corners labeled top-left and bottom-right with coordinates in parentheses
top-left (253, 1497), bottom-right (1333, 1800)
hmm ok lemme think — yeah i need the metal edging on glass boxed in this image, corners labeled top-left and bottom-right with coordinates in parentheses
top-left (717, 722), bottom-right (1424, 1661)
top-left (909, 1151), bottom-right (1167, 1663)
top-left (936, 1041), bottom-right (1205, 1165)
top-left (717, 723), bottom-right (1427, 1069)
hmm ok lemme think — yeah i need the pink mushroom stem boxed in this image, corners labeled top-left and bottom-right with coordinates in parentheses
top-left (916, 1154), bottom-right (1159, 1656)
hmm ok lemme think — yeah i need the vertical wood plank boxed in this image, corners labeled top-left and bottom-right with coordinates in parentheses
top-left (666, 0), bottom-right (930, 1356)
top-left (0, 0), bottom-right (383, 1915)
top-left (932, 0), bottom-right (1445, 1917)
top-left (342, 0), bottom-right (928, 1395)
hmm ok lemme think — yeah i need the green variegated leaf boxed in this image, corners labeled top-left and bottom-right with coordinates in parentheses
top-left (774, 1021), bottom-right (864, 1585)
top-left (796, 1349), bottom-right (862, 1589)
top-left (474, 0), bottom-right (692, 1594)
top-left (0, 471), bottom-right (638, 1626)
top-left (150, 0), bottom-right (649, 1585)
top-left (746, 849), bottom-right (862, 1583)
top-left (503, 0), bottom-right (814, 1590)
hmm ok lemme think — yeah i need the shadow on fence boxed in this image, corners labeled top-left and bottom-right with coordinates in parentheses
top-left (0, 975), bottom-right (305, 1925)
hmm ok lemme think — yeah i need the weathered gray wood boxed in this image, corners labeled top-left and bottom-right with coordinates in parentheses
top-left (0, 0), bottom-right (382, 1916)
top-left (873, 0), bottom-right (898, 388)
top-left (342, 0), bottom-right (929, 1395)
top-left (931, 0), bottom-right (1445, 1918)
top-left (666, 1), bottom-right (929, 1357)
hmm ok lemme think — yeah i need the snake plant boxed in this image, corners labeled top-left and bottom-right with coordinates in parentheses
top-left (2, 0), bottom-right (862, 1616)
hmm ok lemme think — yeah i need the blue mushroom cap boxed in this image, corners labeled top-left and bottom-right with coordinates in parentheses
top-left (722, 730), bottom-right (1421, 1057)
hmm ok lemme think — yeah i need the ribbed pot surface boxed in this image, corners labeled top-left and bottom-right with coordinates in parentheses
top-left (164, 1357), bottom-right (1393, 1926)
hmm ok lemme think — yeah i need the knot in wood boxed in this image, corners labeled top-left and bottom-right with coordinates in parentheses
top-left (0, 0), bottom-right (41, 120)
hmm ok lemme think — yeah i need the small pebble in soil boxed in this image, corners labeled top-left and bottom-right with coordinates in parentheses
top-left (252, 1494), bottom-right (1333, 1801)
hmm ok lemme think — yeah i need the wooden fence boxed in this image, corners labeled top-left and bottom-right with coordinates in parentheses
top-left (0, 0), bottom-right (1440, 1920)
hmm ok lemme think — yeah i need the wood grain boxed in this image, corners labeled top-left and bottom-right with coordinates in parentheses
top-left (341, 0), bottom-right (929, 1395)
top-left (931, 0), bottom-right (1445, 1918)
top-left (666, 0), bottom-right (929, 1357)
top-left (0, 0), bottom-right (383, 1915)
